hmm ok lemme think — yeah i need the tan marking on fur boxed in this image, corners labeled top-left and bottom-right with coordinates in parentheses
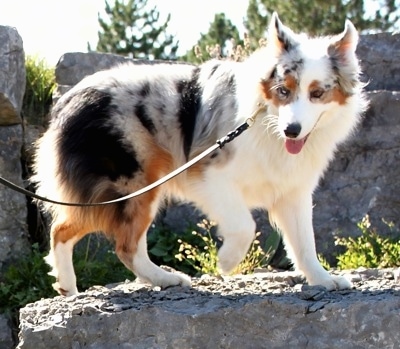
top-left (308, 80), bottom-right (321, 92)
top-left (51, 222), bottom-right (89, 245)
top-left (285, 75), bottom-right (297, 91)
top-left (309, 80), bottom-right (348, 105)
top-left (145, 144), bottom-right (174, 186)
top-left (331, 87), bottom-right (348, 105)
top-left (188, 160), bottom-right (206, 179)
top-left (260, 79), bottom-right (276, 105)
top-left (260, 76), bottom-right (297, 107)
top-left (111, 142), bottom-right (172, 270)
top-left (114, 210), bottom-right (153, 270)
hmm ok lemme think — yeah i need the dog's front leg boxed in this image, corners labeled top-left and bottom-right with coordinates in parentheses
top-left (269, 191), bottom-right (352, 291)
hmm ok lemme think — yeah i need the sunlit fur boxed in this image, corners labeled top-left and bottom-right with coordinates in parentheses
top-left (32, 13), bottom-right (367, 296)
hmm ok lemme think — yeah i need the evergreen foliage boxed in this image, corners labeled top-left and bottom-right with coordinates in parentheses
top-left (181, 13), bottom-right (242, 63)
top-left (245, 0), bottom-right (400, 40)
top-left (93, 0), bottom-right (179, 60)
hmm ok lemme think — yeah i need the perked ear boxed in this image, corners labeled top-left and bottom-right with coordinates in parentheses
top-left (268, 12), bottom-right (297, 53)
top-left (328, 20), bottom-right (359, 62)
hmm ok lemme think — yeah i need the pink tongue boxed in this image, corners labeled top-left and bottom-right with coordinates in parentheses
top-left (285, 139), bottom-right (305, 154)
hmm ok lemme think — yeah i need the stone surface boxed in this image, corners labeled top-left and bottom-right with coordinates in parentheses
top-left (18, 269), bottom-right (400, 349)
top-left (0, 26), bottom-right (29, 349)
top-left (0, 26), bottom-right (25, 125)
top-left (357, 32), bottom-right (400, 91)
top-left (0, 314), bottom-right (13, 349)
top-left (0, 26), bottom-right (29, 271)
top-left (55, 52), bottom-right (129, 87)
top-left (53, 52), bottom-right (187, 102)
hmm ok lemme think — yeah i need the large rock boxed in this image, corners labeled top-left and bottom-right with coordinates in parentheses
top-left (17, 269), bottom-right (400, 348)
top-left (0, 25), bottom-right (28, 349)
top-left (0, 26), bottom-right (29, 271)
top-left (357, 32), bottom-right (400, 91)
top-left (0, 26), bottom-right (25, 125)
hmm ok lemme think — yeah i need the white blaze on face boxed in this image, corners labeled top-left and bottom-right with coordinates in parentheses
top-left (260, 14), bottom-right (358, 155)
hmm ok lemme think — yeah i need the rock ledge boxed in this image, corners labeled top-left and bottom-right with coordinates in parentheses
top-left (18, 269), bottom-right (400, 349)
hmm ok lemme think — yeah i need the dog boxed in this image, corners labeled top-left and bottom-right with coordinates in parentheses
top-left (32, 13), bottom-right (367, 296)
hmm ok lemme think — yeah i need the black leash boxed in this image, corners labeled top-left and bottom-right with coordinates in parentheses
top-left (0, 104), bottom-right (266, 207)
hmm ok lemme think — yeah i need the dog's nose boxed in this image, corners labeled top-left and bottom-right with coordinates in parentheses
top-left (284, 123), bottom-right (301, 138)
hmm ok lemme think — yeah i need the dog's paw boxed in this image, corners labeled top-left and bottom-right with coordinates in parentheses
top-left (164, 272), bottom-right (192, 288)
top-left (52, 281), bottom-right (79, 297)
top-left (146, 270), bottom-right (191, 289)
top-left (308, 274), bottom-right (352, 291)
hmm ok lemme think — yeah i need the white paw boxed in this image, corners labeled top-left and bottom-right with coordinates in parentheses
top-left (308, 273), bottom-right (352, 291)
top-left (140, 270), bottom-right (191, 288)
top-left (52, 281), bottom-right (79, 296)
top-left (159, 272), bottom-right (192, 288)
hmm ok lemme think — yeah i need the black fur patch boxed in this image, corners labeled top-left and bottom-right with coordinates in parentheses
top-left (275, 26), bottom-right (293, 52)
top-left (139, 82), bottom-right (151, 97)
top-left (56, 88), bottom-right (141, 201)
top-left (176, 67), bottom-right (202, 159)
top-left (135, 103), bottom-right (156, 134)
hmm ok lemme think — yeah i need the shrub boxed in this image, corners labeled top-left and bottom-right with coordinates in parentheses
top-left (335, 215), bottom-right (400, 269)
top-left (148, 223), bottom-right (201, 276)
top-left (0, 243), bottom-right (56, 317)
top-left (175, 219), bottom-right (278, 276)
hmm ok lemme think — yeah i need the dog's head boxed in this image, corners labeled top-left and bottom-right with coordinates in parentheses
top-left (260, 13), bottom-right (363, 155)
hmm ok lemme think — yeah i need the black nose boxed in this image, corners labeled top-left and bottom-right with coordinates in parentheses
top-left (284, 123), bottom-right (301, 138)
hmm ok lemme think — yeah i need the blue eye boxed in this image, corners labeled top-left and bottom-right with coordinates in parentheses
top-left (277, 86), bottom-right (290, 98)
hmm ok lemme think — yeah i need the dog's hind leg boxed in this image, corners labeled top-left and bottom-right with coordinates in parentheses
top-left (269, 191), bottom-right (352, 291)
top-left (45, 221), bottom-right (87, 296)
top-left (114, 201), bottom-right (191, 288)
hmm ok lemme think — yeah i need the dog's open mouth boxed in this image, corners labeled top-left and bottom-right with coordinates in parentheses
top-left (285, 134), bottom-right (309, 155)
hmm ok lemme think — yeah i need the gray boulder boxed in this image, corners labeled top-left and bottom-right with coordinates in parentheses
top-left (0, 25), bottom-right (25, 125)
top-left (0, 26), bottom-right (29, 271)
top-left (0, 25), bottom-right (29, 349)
top-left (357, 32), bottom-right (400, 91)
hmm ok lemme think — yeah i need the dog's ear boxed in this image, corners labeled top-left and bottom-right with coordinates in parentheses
top-left (268, 12), bottom-right (297, 53)
top-left (328, 20), bottom-right (360, 91)
top-left (328, 20), bottom-right (359, 62)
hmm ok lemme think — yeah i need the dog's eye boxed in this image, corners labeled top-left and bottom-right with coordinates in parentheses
top-left (277, 87), bottom-right (290, 99)
top-left (310, 89), bottom-right (325, 99)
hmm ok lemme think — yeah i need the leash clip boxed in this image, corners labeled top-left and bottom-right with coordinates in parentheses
top-left (246, 102), bottom-right (267, 128)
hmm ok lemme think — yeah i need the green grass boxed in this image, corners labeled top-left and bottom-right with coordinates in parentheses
top-left (335, 215), bottom-right (400, 270)
top-left (22, 55), bottom-right (55, 125)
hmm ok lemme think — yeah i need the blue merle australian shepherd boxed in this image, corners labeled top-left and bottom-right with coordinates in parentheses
top-left (32, 14), bottom-right (367, 296)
